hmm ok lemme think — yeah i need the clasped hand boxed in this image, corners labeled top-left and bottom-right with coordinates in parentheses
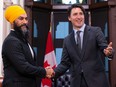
top-left (45, 66), bottom-right (55, 79)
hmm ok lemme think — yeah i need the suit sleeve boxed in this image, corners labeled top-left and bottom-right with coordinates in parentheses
top-left (2, 39), bottom-right (46, 78)
top-left (95, 27), bottom-right (107, 50)
top-left (95, 27), bottom-right (114, 58)
top-left (54, 38), bottom-right (71, 78)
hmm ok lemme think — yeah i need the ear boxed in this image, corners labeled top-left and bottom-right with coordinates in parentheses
top-left (11, 21), bottom-right (15, 28)
top-left (11, 23), bottom-right (14, 29)
top-left (68, 16), bottom-right (71, 21)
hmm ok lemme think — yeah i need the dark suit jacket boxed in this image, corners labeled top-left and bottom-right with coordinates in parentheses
top-left (2, 30), bottom-right (46, 87)
top-left (54, 25), bottom-right (111, 87)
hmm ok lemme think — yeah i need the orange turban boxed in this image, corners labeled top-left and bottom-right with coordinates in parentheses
top-left (5, 5), bottom-right (26, 23)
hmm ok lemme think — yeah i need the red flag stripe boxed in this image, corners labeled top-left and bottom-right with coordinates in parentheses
top-left (45, 32), bottom-right (54, 54)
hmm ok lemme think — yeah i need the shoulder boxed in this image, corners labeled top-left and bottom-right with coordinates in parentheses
top-left (86, 25), bottom-right (101, 30)
top-left (2, 32), bottom-right (22, 49)
top-left (86, 25), bottom-right (102, 34)
top-left (87, 25), bottom-right (101, 30)
top-left (4, 34), bottom-right (20, 44)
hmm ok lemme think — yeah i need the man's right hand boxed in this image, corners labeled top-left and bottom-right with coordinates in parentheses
top-left (45, 66), bottom-right (55, 78)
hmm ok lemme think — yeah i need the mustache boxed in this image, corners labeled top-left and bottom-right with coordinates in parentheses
top-left (20, 24), bottom-right (29, 29)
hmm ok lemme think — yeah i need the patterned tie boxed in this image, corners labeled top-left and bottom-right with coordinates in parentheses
top-left (77, 31), bottom-right (81, 52)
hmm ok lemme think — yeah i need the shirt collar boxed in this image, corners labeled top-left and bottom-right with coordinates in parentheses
top-left (73, 24), bottom-right (86, 35)
top-left (11, 29), bottom-right (15, 31)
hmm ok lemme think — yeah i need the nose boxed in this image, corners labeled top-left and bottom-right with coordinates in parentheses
top-left (23, 18), bottom-right (28, 24)
top-left (77, 14), bottom-right (82, 18)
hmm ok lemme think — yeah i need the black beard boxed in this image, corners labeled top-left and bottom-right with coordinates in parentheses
top-left (14, 22), bottom-right (30, 40)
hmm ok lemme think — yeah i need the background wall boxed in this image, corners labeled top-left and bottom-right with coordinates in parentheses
top-left (0, 0), bottom-right (3, 77)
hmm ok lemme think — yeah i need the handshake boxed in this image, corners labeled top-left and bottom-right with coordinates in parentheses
top-left (45, 66), bottom-right (55, 79)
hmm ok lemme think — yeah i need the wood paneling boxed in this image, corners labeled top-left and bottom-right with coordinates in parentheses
top-left (108, 6), bottom-right (116, 87)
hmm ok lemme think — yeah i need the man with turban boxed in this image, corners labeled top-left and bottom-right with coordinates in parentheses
top-left (2, 5), bottom-right (54, 87)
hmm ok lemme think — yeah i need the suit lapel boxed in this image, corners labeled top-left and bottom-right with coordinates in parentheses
top-left (81, 25), bottom-right (90, 59)
top-left (70, 31), bottom-right (76, 48)
top-left (70, 31), bottom-right (81, 58)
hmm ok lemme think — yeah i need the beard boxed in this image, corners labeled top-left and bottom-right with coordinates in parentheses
top-left (13, 22), bottom-right (30, 40)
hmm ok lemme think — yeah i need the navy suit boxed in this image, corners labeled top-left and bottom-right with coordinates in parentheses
top-left (2, 30), bottom-right (46, 87)
top-left (54, 25), bottom-right (111, 87)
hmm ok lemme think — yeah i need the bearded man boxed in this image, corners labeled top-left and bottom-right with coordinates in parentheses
top-left (2, 5), bottom-right (54, 87)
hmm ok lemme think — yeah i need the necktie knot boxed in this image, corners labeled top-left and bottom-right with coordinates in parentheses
top-left (77, 31), bottom-right (81, 36)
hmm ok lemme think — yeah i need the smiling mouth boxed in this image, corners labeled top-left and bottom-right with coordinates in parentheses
top-left (77, 21), bottom-right (82, 24)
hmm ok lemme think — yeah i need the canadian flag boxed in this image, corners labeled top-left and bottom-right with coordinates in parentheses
top-left (41, 31), bottom-right (57, 87)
